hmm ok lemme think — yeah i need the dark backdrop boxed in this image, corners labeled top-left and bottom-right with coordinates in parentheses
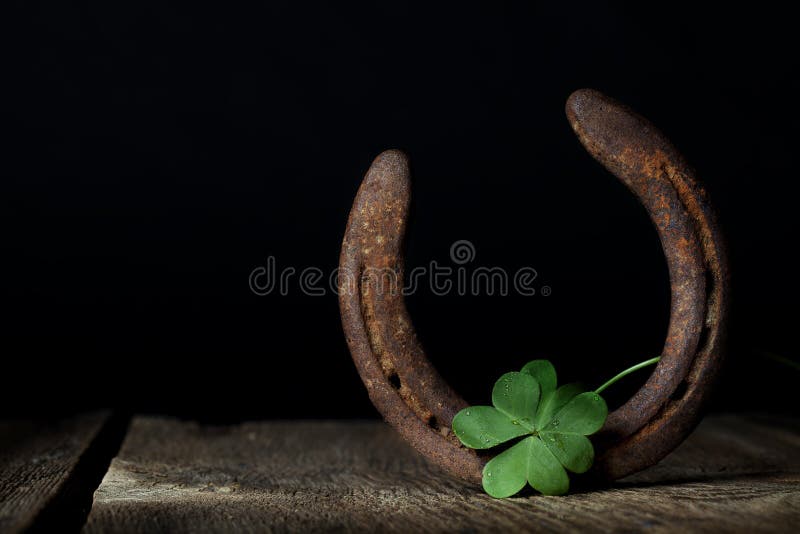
top-left (2, 2), bottom-right (797, 421)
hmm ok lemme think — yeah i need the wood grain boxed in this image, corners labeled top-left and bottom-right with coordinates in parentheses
top-left (0, 412), bottom-right (110, 533)
top-left (83, 414), bottom-right (799, 533)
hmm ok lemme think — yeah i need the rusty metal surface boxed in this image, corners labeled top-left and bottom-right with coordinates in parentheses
top-left (338, 151), bottom-right (484, 483)
top-left (339, 88), bottom-right (729, 484)
top-left (566, 89), bottom-right (730, 479)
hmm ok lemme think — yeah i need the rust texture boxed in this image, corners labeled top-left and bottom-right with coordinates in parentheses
top-left (339, 88), bottom-right (729, 484)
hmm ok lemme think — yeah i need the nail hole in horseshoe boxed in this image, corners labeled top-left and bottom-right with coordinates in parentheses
top-left (428, 415), bottom-right (439, 430)
top-left (696, 323), bottom-right (711, 356)
top-left (388, 372), bottom-right (401, 390)
top-left (694, 268), bottom-right (715, 350)
top-left (705, 264), bottom-right (716, 292)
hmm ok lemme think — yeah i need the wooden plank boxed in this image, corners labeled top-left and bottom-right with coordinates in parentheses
top-left (84, 414), bottom-right (799, 533)
top-left (0, 412), bottom-right (112, 533)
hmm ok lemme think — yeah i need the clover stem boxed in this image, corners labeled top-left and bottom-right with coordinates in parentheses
top-left (594, 356), bottom-right (661, 394)
top-left (759, 350), bottom-right (800, 372)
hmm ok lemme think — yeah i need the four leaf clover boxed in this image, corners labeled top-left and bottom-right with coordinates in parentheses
top-left (452, 360), bottom-right (608, 498)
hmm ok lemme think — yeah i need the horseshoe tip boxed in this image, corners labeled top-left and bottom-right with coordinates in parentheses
top-left (565, 88), bottom-right (620, 127)
top-left (566, 88), bottom-right (602, 119)
top-left (364, 149), bottom-right (411, 192)
top-left (566, 88), bottom-right (669, 165)
top-left (377, 148), bottom-right (408, 160)
top-left (567, 87), bottom-right (599, 104)
top-left (372, 149), bottom-right (409, 172)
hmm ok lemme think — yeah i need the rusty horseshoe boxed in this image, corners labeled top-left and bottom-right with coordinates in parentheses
top-left (338, 88), bottom-right (729, 483)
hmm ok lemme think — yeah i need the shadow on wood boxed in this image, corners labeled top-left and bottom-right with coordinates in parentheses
top-left (1, 412), bottom-right (128, 534)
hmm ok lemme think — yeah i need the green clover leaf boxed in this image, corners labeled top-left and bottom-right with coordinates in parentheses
top-left (452, 360), bottom-right (608, 498)
top-left (452, 357), bottom-right (662, 498)
top-left (452, 372), bottom-right (539, 449)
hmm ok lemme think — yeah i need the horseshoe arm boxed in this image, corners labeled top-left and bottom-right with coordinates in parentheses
top-left (338, 150), bottom-right (484, 483)
top-left (566, 89), bottom-right (729, 479)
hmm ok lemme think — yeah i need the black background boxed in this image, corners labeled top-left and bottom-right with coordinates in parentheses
top-left (2, 2), bottom-right (797, 422)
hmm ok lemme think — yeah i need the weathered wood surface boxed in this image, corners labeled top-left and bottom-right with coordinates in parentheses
top-left (0, 412), bottom-right (110, 533)
top-left (84, 414), bottom-right (799, 533)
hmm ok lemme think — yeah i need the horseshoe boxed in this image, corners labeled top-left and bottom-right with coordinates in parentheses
top-left (338, 88), bottom-right (729, 483)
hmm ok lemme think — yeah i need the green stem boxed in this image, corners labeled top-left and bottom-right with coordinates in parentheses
top-left (759, 350), bottom-right (800, 372)
top-left (595, 356), bottom-right (661, 394)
